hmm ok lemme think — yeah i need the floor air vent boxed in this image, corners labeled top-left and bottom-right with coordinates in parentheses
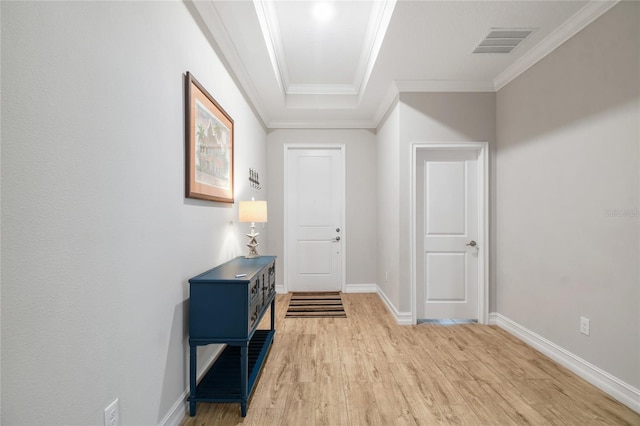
top-left (473, 28), bottom-right (535, 54)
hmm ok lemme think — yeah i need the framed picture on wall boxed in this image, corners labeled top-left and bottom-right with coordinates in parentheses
top-left (184, 71), bottom-right (234, 203)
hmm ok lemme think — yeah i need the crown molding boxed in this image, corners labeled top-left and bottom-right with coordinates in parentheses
top-left (286, 84), bottom-right (358, 96)
top-left (494, 0), bottom-right (620, 90)
top-left (267, 119), bottom-right (377, 130)
top-left (253, 0), bottom-right (288, 94)
top-left (372, 82), bottom-right (400, 129)
top-left (191, 0), bottom-right (271, 127)
top-left (355, 0), bottom-right (397, 100)
top-left (394, 80), bottom-right (496, 93)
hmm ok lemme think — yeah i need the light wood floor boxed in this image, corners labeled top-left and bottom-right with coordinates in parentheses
top-left (182, 293), bottom-right (639, 425)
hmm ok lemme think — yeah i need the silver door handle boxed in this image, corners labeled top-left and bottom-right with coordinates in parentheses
top-left (466, 240), bottom-right (477, 247)
top-left (332, 236), bottom-right (341, 242)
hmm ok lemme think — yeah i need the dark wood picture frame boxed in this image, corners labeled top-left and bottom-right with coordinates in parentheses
top-left (185, 72), bottom-right (234, 203)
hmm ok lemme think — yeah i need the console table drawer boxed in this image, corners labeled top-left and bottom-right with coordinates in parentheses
top-left (189, 283), bottom-right (252, 339)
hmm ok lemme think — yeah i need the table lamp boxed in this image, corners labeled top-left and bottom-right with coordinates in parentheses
top-left (238, 200), bottom-right (268, 258)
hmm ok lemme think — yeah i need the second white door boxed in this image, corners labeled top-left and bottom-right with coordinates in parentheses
top-left (286, 147), bottom-right (344, 292)
top-left (416, 148), bottom-right (480, 319)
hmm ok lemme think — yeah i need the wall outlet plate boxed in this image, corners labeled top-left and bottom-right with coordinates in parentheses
top-left (104, 398), bottom-right (120, 426)
top-left (580, 317), bottom-right (590, 336)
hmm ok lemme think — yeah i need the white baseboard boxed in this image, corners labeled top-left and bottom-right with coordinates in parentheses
top-left (345, 283), bottom-right (377, 293)
top-left (376, 286), bottom-right (413, 325)
top-left (161, 345), bottom-right (225, 426)
top-left (493, 312), bottom-right (640, 414)
top-left (276, 284), bottom-right (286, 294)
top-left (160, 388), bottom-right (189, 426)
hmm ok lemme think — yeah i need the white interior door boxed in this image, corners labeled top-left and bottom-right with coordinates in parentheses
top-left (286, 147), bottom-right (344, 292)
top-left (416, 149), bottom-right (479, 319)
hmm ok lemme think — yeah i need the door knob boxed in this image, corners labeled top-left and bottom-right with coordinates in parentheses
top-left (466, 240), bottom-right (477, 247)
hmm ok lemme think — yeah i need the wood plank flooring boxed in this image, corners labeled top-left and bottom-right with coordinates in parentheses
top-left (181, 293), bottom-right (640, 426)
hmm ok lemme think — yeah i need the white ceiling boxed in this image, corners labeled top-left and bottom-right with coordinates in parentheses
top-left (191, 0), bottom-right (617, 129)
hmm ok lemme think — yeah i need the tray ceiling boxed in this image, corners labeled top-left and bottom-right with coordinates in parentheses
top-left (190, 0), bottom-right (617, 129)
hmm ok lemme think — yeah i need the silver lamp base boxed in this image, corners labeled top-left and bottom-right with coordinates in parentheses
top-left (245, 223), bottom-right (260, 258)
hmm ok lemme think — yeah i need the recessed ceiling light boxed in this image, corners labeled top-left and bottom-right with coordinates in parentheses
top-left (312, 2), bottom-right (335, 22)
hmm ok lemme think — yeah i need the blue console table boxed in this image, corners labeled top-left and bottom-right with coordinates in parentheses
top-left (188, 256), bottom-right (276, 417)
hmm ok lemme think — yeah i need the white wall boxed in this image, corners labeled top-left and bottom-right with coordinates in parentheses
top-left (266, 129), bottom-right (377, 289)
top-left (496, 1), bottom-right (639, 388)
top-left (376, 101), bottom-right (401, 308)
top-left (1, 1), bottom-right (267, 424)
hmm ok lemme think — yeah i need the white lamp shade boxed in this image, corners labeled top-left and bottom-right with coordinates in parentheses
top-left (239, 200), bottom-right (268, 223)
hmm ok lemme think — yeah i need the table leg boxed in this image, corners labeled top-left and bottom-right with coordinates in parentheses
top-left (240, 344), bottom-right (248, 417)
top-left (189, 344), bottom-right (197, 416)
top-left (271, 298), bottom-right (275, 332)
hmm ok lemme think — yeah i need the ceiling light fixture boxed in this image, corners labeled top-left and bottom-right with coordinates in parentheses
top-left (312, 2), bottom-right (335, 23)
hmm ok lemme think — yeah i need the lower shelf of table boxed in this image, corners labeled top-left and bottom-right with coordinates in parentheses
top-left (189, 329), bottom-right (275, 410)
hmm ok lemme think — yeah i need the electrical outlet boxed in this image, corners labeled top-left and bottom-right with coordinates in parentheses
top-left (104, 399), bottom-right (120, 426)
top-left (580, 317), bottom-right (590, 336)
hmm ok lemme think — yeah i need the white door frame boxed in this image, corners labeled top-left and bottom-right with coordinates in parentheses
top-left (283, 144), bottom-right (347, 293)
top-left (410, 142), bottom-right (489, 325)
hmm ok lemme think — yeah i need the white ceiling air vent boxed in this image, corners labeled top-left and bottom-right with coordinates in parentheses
top-left (473, 29), bottom-right (535, 54)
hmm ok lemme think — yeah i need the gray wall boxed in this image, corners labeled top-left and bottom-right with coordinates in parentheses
top-left (376, 101), bottom-right (401, 308)
top-left (377, 92), bottom-right (497, 313)
top-left (266, 129), bottom-right (378, 288)
top-left (1, 1), bottom-right (267, 424)
top-left (496, 1), bottom-right (639, 388)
